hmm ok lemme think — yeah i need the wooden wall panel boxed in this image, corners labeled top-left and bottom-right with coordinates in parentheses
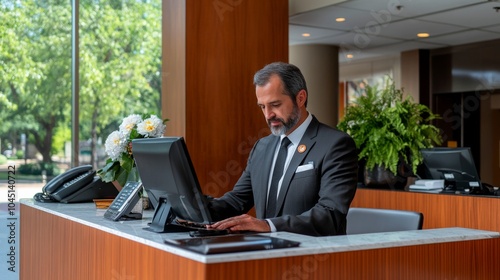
top-left (163, 0), bottom-right (288, 197)
top-left (162, 0), bottom-right (186, 137)
top-left (351, 188), bottom-right (500, 232)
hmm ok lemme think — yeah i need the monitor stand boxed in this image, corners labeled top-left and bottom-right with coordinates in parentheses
top-left (143, 197), bottom-right (191, 233)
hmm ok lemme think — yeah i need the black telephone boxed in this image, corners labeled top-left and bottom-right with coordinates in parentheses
top-left (34, 165), bottom-right (119, 203)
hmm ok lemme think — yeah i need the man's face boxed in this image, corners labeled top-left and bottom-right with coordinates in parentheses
top-left (256, 75), bottom-right (300, 136)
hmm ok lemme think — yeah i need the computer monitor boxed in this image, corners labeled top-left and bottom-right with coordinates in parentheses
top-left (418, 147), bottom-right (482, 191)
top-left (132, 137), bottom-right (213, 232)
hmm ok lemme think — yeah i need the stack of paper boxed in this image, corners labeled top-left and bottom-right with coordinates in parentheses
top-left (409, 180), bottom-right (444, 192)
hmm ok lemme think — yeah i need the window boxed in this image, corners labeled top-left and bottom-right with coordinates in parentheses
top-left (0, 0), bottom-right (161, 170)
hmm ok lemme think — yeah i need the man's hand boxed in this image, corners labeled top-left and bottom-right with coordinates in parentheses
top-left (207, 214), bottom-right (271, 232)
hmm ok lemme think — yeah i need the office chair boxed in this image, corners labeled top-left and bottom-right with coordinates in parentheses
top-left (346, 207), bottom-right (423, 235)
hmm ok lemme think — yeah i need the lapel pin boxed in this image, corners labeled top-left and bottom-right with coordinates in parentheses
top-left (297, 144), bottom-right (306, 153)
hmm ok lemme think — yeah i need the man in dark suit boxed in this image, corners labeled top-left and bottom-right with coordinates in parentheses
top-left (208, 62), bottom-right (358, 236)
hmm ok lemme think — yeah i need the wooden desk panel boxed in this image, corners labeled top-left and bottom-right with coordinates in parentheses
top-left (206, 240), bottom-right (498, 280)
top-left (20, 205), bottom-right (206, 280)
top-left (351, 188), bottom-right (500, 231)
top-left (20, 203), bottom-right (500, 280)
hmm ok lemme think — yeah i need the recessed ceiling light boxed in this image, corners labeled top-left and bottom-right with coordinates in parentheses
top-left (346, 54), bottom-right (353, 59)
top-left (417, 33), bottom-right (430, 38)
top-left (336, 17), bottom-right (346, 22)
top-left (302, 33), bottom-right (311, 37)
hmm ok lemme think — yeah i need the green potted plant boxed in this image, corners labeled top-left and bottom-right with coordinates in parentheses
top-left (337, 78), bottom-right (442, 189)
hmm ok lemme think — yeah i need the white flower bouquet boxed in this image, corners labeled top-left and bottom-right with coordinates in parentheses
top-left (97, 114), bottom-right (168, 187)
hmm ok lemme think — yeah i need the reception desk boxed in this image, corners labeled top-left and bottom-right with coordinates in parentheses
top-left (20, 199), bottom-right (500, 280)
top-left (351, 188), bottom-right (500, 232)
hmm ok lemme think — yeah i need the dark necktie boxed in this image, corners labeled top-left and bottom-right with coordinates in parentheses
top-left (265, 137), bottom-right (291, 218)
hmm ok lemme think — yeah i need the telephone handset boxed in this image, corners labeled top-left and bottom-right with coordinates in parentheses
top-left (34, 165), bottom-right (118, 203)
top-left (43, 165), bottom-right (95, 198)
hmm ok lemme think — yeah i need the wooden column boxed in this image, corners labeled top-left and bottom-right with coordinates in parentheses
top-left (161, 0), bottom-right (288, 196)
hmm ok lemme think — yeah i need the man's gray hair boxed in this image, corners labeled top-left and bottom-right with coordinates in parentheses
top-left (253, 62), bottom-right (308, 107)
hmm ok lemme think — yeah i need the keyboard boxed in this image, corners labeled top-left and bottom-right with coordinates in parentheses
top-left (174, 218), bottom-right (230, 236)
top-left (174, 218), bottom-right (210, 229)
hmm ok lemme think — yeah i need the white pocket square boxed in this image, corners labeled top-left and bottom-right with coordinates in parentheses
top-left (296, 162), bottom-right (314, 173)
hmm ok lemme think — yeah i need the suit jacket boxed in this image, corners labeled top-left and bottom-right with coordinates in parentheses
top-left (209, 116), bottom-right (358, 236)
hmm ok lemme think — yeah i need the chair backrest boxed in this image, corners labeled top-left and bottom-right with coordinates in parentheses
top-left (346, 207), bottom-right (423, 234)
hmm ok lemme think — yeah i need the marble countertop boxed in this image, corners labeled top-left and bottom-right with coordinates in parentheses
top-left (20, 199), bottom-right (499, 264)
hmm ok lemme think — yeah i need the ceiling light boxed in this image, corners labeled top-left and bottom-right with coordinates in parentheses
top-left (346, 54), bottom-right (353, 59)
top-left (417, 33), bottom-right (430, 38)
top-left (336, 18), bottom-right (346, 22)
top-left (302, 33), bottom-right (311, 37)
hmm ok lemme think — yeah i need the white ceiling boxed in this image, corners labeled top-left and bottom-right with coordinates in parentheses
top-left (289, 0), bottom-right (500, 63)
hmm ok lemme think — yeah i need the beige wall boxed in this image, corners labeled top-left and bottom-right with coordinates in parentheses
top-left (290, 44), bottom-right (339, 127)
top-left (400, 50), bottom-right (420, 103)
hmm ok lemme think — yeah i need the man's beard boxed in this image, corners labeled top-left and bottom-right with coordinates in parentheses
top-left (268, 106), bottom-right (300, 136)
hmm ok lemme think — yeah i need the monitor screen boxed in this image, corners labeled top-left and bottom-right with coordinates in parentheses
top-left (418, 147), bottom-right (482, 191)
top-left (132, 137), bottom-right (213, 231)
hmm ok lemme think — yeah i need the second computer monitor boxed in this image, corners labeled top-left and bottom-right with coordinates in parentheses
top-left (418, 147), bottom-right (481, 191)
